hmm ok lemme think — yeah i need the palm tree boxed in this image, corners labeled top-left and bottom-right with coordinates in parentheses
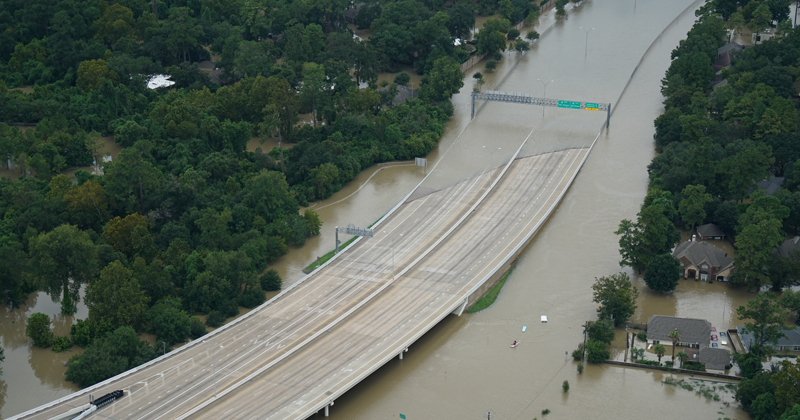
top-left (668, 329), bottom-right (681, 361)
top-left (676, 351), bottom-right (689, 368)
top-left (654, 344), bottom-right (666, 363)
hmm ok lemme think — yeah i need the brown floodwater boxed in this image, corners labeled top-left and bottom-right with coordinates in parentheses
top-left (2, 0), bottom-right (754, 418)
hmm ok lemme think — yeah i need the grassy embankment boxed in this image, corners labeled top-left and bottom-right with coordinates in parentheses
top-left (467, 267), bottom-right (515, 313)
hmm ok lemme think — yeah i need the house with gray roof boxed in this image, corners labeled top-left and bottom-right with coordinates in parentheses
top-left (647, 315), bottom-right (711, 349)
top-left (672, 240), bottom-right (734, 282)
top-left (776, 236), bottom-right (800, 259)
top-left (737, 326), bottom-right (800, 352)
top-left (696, 223), bottom-right (725, 241)
top-left (717, 42), bottom-right (744, 56)
top-left (699, 345), bottom-right (731, 371)
top-left (757, 175), bottom-right (785, 196)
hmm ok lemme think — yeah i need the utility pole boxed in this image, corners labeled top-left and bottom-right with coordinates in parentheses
top-left (536, 78), bottom-right (553, 118)
top-left (580, 27), bottom-right (595, 58)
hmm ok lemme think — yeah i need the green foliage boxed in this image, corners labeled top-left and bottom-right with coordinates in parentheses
top-left (571, 343), bottom-right (584, 361)
top-left (260, 269), bottom-right (283, 292)
top-left (206, 310), bottom-right (225, 328)
top-left (737, 292), bottom-right (791, 357)
top-left (591, 272), bottom-right (638, 326)
top-left (149, 298), bottom-right (190, 346)
top-left (239, 287), bottom-right (266, 308)
top-left (28, 224), bottom-right (98, 314)
top-left (585, 339), bottom-right (609, 363)
top-left (636, 359), bottom-right (661, 366)
top-left (485, 60), bottom-right (497, 72)
top-left (52, 335), bottom-right (73, 352)
top-left (636, 332), bottom-right (647, 342)
top-left (643, 253), bottom-right (680, 293)
top-left (577, 362), bottom-right (583, 374)
top-left (189, 317), bottom-right (207, 339)
top-left (65, 326), bottom-right (159, 387)
top-left (26, 312), bottom-right (54, 348)
top-left (586, 319), bottom-right (615, 344)
top-left (562, 380), bottom-right (569, 392)
top-left (394, 72), bottom-right (411, 86)
top-left (86, 260), bottom-right (150, 330)
top-left (542, 408), bottom-right (550, 415)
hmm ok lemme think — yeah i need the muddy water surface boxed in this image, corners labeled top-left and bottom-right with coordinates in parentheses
top-left (2, 0), bottom-right (754, 418)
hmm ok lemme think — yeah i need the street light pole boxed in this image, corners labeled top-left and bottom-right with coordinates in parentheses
top-left (580, 27), bottom-right (595, 58)
top-left (202, 340), bottom-right (222, 398)
top-left (537, 79), bottom-right (553, 118)
top-left (483, 146), bottom-right (501, 170)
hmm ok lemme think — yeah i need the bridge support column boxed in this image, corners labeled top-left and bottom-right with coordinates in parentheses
top-left (399, 348), bottom-right (409, 360)
top-left (325, 401), bottom-right (334, 417)
top-left (606, 104), bottom-right (611, 128)
top-left (471, 93), bottom-right (475, 119)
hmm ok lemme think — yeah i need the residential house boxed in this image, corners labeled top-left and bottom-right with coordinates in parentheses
top-left (696, 223), bottom-right (725, 241)
top-left (738, 326), bottom-right (800, 352)
top-left (752, 27), bottom-right (775, 44)
top-left (672, 240), bottom-right (734, 281)
top-left (757, 175), bottom-right (785, 196)
top-left (776, 236), bottom-right (800, 259)
top-left (699, 345), bottom-right (731, 371)
top-left (646, 315), bottom-right (711, 349)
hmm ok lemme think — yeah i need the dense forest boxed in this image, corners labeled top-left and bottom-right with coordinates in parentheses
top-left (0, 0), bottom-right (548, 387)
top-left (614, 1), bottom-right (800, 418)
top-left (616, 0), bottom-right (800, 293)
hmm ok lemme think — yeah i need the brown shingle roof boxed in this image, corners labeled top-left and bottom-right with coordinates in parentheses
top-left (672, 241), bottom-right (734, 272)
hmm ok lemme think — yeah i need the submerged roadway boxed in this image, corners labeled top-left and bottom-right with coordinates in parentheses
top-left (14, 142), bottom-right (591, 420)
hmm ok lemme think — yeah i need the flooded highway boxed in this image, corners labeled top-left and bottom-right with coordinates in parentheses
top-left (1, 0), bottom-right (751, 418)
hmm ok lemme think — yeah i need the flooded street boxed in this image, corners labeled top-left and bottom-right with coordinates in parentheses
top-left (1, 0), bottom-right (754, 418)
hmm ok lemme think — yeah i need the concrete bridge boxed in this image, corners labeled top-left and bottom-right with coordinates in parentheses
top-left (12, 131), bottom-right (598, 420)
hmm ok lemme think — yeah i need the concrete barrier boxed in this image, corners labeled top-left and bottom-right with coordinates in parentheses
top-left (603, 360), bottom-right (741, 381)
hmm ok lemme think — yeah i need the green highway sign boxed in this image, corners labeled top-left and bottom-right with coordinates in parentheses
top-left (400, 414), bottom-right (406, 419)
top-left (557, 100), bottom-right (581, 109)
top-left (584, 102), bottom-right (599, 111)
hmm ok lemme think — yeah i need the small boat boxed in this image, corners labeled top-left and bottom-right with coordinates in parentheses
top-left (522, 326), bottom-right (527, 332)
top-left (510, 342), bottom-right (518, 348)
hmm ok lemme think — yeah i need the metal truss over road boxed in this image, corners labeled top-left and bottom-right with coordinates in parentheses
top-left (13, 131), bottom-right (600, 420)
top-left (471, 90), bottom-right (611, 127)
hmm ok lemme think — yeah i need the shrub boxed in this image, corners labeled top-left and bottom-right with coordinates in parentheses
top-left (542, 409), bottom-right (550, 415)
top-left (260, 269), bottom-right (282, 292)
top-left (149, 298), bottom-right (190, 346)
top-left (492, 51), bottom-right (503, 61)
top-left (562, 380), bottom-right (569, 392)
top-left (635, 360), bottom-right (662, 366)
top-left (26, 312), bottom-right (54, 348)
top-left (206, 310), bottom-right (225, 328)
top-left (571, 343), bottom-right (584, 361)
top-left (577, 362), bottom-right (584, 374)
top-left (682, 362), bottom-right (706, 371)
top-left (52, 336), bottom-right (73, 352)
top-left (239, 287), bottom-right (266, 308)
top-left (485, 60), bottom-right (497, 72)
top-left (636, 332), bottom-right (646, 342)
top-left (394, 72), bottom-right (410, 86)
top-left (189, 317), bottom-right (206, 339)
top-left (585, 339), bottom-right (609, 363)
top-left (507, 28), bottom-right (520, 39)
top-left (221, 299), bottom-right (240, 318)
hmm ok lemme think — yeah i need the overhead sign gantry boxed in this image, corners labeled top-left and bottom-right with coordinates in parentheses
top-left (471, 90), bottom-right (611, 128)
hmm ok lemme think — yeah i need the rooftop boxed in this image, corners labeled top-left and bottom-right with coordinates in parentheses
top-left (647, 315), bottom-right (711, 347)
top-left (672, 241), bottom-right (733, 271)
top-left (699, 345), bottom-right (731, 370)
top-left (737, 326), bottom-right (800, 352)
top-left (696, 223), bottom-right (725, 238)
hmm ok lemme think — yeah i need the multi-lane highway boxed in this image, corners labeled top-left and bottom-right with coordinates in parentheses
top-left (14, 141), bottom-right (591, 420)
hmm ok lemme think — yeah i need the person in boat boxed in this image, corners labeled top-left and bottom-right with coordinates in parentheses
top-left (512, 340), bottom-right (517, 346)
